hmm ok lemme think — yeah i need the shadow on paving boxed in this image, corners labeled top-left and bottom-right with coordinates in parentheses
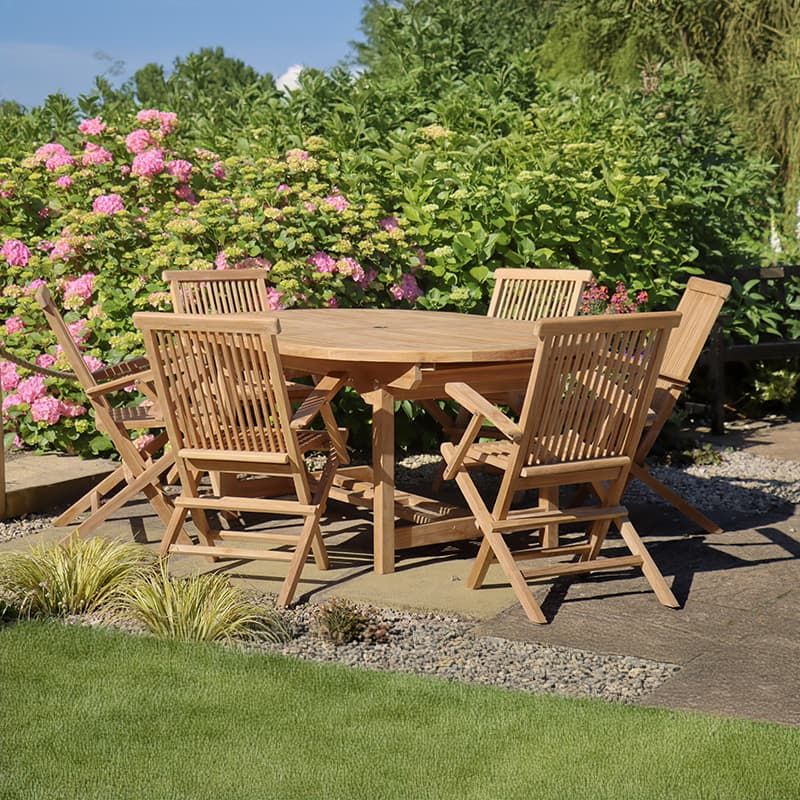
top-left (2, 456), bottom-right (798, 725)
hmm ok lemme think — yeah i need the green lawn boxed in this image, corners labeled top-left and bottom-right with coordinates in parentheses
top-left (1, 621), bottom-right (797, 800)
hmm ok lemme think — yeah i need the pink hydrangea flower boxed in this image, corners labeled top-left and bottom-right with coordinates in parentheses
top-left (34, 142), bottom-right (68, 163)
top-left (50, 237), bottom-right (74, 261)
top-left (337, 257), bottom-right (365, 284)
top-left (125, 128), bottom-right (154, 154)
top-left (327, 296), bottom-right (339, 308)
top-left (167, 159), bottom-right (192, 182)
top-left (55, 175), bottom-right (73, 189)
top-left (82, 143), bottom-right (113, 166)
top-left (92, 194), bottom-right (125, 214)
top-left (4, 316), bottom-right (24, 335)
top-left (25, 278), bottom-right (47, 292)
top-left (136, 109), bottom-right (177, 134)
top-left (2, 239), bottom-right (30, 267)
top-left (63, 273), bottom-right (95, 304)
top-left (323, 193), bottom-right (349, 212)
top-left (38, 207), bottom-right (51, 219)
top-left (2, 394), bottom-right (21, 414)
top-left (211, 161), bottom-right (226, 179)
top-left (68, 319), bottom-right (90, 345)
top-left (31, 395), bottom-right (62, 424)
top-left (390, 273), bottom-right (423, 302)
top-left (359, 269), bottom-right (377, 289)
top-left (83, 355), bottom-right (103, 373)
top-left (78, 117), bottom-right (106, 136)
top-left (266, 287), bottom-right (284, 311)
top-left (379, 216), bottom-right (399, 231)
top-left (214, 251), bottom-right (229, 270)
top-left (286, 148), bottom-right (309, 161)
top-left (276, 183), bottom-right (291, 193)
top-left (17, 374), bottom-right (47, 404)
top-left (131, 148), bottom-right (165, 178)
top-left (0, 361), bottom-right (20, 392)
top-left (174, 184), bottom-right (197, 204)
top-left (303, 201), bottom-right (317, 213)
top-left (45, 152), bottom-right (76, 171)
top-left (36, 353), bottom-right (56, 369)
top-left (307, 251), bottom-right (337, 273)
top-left (59, 400), bottom-right (86, 418)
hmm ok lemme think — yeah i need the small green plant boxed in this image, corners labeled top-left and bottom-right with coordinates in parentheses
top-left (752, 365), bottom-right (800, 406)
top-left (0, 536), bottom-right (148, 618)
top-left (313, 598), bottom-right (369, 645)
top-left (685, 443), bottom-right (723, 466)
top-left (121, 561), bottom-right (291, 644)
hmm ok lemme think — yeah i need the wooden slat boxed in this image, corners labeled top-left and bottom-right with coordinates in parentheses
top-left (169, 544), bottom-right (296, 561)
top-left (176, 495), bottom-right (315, 516)
top-left (521, 554), bottom-right (642, 580)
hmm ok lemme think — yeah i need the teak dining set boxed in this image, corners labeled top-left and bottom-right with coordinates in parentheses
top-left (38, 267), bottom-right (731, 624)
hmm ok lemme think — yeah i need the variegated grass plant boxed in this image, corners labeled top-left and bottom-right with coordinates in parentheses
top-left (0, 535), bottom-right (149, 619)
top-left (121, 561), bottom-right (291, 644)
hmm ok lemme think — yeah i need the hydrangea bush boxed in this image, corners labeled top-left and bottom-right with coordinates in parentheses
top-left (1, 111), bottom-right (421, 455)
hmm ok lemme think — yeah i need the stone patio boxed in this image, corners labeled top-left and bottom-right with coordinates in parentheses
top-left (2, 421), bottom-right (799, 726)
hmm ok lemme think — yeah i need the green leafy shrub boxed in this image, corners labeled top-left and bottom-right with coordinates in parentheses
top-left (121, 561), bottom-right (291, 644)
top-left (0, 111), bottom-right (420, 455)
top-left (0, 536), bottom-right (148, 618)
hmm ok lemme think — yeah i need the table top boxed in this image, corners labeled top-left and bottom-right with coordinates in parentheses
top-left (275, 309), bottom-right (537, 364)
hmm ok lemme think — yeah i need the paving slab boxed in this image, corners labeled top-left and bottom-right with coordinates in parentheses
top-left (1, 453), bottom-right (116, 519)
top-left (1, 455), bottom-right (798, 725)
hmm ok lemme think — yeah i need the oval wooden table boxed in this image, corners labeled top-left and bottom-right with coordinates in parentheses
top-left (276, 309), bottom-right (538, 574)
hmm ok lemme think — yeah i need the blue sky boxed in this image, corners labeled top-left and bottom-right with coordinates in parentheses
top-left (0, 0), bottom-right (366, 107)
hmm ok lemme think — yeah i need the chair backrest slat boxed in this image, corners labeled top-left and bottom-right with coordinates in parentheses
top-left (488, 268), bottom-right (593, 321)
top-left (517, 312), bottom-right (681, 467)
top-left (659, 277), bottom-right (731, 384)
top-left (164, 269), bottom-right (271, 315)
top-left (134, 313), bottom-right (295, 459)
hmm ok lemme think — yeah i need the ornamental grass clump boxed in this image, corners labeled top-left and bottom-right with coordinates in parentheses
top-left (121, 561), bottom-right (291, 644)
top-left (0, 536), bottom-right (149, 619)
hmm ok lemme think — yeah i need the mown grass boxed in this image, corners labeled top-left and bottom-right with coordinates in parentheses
top-left (1, 620), bottom-right (797, 800)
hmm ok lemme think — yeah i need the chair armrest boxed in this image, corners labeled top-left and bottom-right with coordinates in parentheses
top-left (290, 374), bottom-right (346, 430)
top-left (91, 356), bottom-right (149, 382)
top-left (86, 368), bottom-right (153, 397)
top-left (444, 382), bottom-right (522, 443)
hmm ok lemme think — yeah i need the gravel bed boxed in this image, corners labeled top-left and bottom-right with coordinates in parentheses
top-left (245, 601), bottom-right (679, 703)
top-left (397, 449), bottom-right (800, 514)
top-left (624, 449), bottom-right (800, 512)
top-left (0, 512), bottom-right (58, 544)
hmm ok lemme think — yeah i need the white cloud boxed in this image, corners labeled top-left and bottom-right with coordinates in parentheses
top-left (275, 64), bottom-right (304, 93)
top-left (0, 42), bottom-right (104, 106)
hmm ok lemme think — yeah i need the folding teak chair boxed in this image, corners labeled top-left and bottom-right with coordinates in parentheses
top-left (631, 277), bottom-right (731, 534)
top-left (426, 267), bottom-right (594, 488)
top-left (441, 311), bottom-right (682, 623)
top-left (35, 287), bottom-right (175, 539)
top-left (163, 269), bottom-right (346, 465)
top-left (134, 312), bottom-right (346, 606)
top-left (164, 269), bottom-right (273, 315)
top-left (488, 268), bottom-right (593, 320)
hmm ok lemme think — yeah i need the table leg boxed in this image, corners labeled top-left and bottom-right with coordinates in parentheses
top-left (369, 388), bottom-right (395, 574)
